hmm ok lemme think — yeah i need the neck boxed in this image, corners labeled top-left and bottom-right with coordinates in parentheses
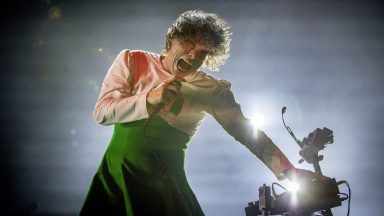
top-left (160, 52), bottom-right (173, 74)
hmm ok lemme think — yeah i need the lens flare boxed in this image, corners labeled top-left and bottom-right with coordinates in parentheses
top-left (251, 113), bottom-right (266, 129)
top-left (288, 181), bottom-right (300, 206)
top-left (287, 181), bottom-right (300, 193)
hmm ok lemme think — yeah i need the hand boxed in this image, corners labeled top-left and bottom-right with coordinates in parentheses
top-left (283, 167), bottom-right (330, 183)
top-left (146, 75), bottom-right (185, 114)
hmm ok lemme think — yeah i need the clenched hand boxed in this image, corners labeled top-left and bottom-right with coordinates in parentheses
top-left (146, 75), bottom-right (185, 115)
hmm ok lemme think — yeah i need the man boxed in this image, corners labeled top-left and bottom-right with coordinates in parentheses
top-left (80, 10), bottom-right (318, 216)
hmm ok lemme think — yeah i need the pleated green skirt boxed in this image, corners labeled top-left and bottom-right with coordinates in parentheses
top-left (80, 116), bottom-right (204, 216)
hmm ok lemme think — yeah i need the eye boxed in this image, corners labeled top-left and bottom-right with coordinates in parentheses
top-left (196, 51), bottom-right (208, 61)
top-left (182, 39), bottom-right (194, 50)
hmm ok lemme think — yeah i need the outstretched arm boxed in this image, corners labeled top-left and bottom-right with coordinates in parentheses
top-left (209, 82), bottom-right (294, 180)
top-left (213, 102), bottom-right (295, 180)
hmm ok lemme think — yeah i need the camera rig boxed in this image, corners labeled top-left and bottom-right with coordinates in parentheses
top-left (244, 107), bottom-right (351, 216)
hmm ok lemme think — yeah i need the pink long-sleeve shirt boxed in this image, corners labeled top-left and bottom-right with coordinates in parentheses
top-left (93, 49), bottom-right (294, 179)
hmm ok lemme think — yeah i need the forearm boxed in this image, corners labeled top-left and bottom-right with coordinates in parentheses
top-left (210, 82), bottom-right (295, 179)
top-left (214, 106), bottom-right (294, 180)
top-left (247, 129), bottom-right (295, 180)
top-left (93, 91), bottom-right (149, 125)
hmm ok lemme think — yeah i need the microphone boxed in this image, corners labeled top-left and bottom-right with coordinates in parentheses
top-left (151, 102), bottom-right (165, 117)
top-left (168, 96), bottom-right (184, 115)
top-left (151, 97), bottom-right (184, 116)
top-left (150, 80), bottom-right (184, 117)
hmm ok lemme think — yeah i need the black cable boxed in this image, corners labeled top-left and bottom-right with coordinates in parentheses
top-left (337, 180), bottom-right (351, 216)
top-left (338, 192), bottom-right (349, 201)
top-left (344, 181), bottom-right (351, 216)
top-left (142, 112), bottom-right (193, 216)
top-left (271, 182), bottom-right (287, 198)
top-left (281, 107), bottom-right (303, 148)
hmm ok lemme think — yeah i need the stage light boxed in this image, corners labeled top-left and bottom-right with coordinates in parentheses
top-left (48, 7), bottom-right (61, 20)
top-left (251, 113), bottom-right (266, 129)
top-left (287, 181), bottom-right (299, 205)
top-left (287, 181), bottom-right (300, 193)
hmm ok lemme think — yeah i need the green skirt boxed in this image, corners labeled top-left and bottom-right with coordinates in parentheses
top-left (80, 116), bottom-right (204, 216)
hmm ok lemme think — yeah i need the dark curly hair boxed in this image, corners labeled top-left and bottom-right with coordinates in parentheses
top-left (165, 10), bottom-right (231, 71)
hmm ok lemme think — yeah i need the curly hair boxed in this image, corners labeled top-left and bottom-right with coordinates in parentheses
top-left (165, 10), bottom-right (231, 71)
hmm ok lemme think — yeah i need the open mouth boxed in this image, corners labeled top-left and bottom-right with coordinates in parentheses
top-left (177, 59), bottom-right (193, 72)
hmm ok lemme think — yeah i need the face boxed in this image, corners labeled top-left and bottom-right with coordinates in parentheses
top-left (162, 37), bottom-right (211, 75)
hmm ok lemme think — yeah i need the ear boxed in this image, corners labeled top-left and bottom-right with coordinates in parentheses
top-left (165, 38), bottom-right (174, 51)
top-left (160, 50), bottom-right (168, 57)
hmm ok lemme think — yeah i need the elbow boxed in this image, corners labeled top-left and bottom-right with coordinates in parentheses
top-left (93, 109), bottom-right (104, 124)
top-left (93, 106), bottom-right (109, 125)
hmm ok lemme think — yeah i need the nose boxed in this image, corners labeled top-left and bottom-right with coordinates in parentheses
top-left (188, 50), bottom-right (197, 59)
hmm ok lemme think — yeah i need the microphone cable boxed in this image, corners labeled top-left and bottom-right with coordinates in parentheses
top-left (142, 108), bottom-right (193, 216)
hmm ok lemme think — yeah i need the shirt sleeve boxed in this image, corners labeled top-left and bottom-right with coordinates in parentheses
top-left (93, 49), bottom-right (150, 125)
top-left (210, 81), bottom-right (294, 180)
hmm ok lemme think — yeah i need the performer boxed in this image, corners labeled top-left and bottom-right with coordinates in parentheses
top-left (80, 10), bottom-right (319, 216)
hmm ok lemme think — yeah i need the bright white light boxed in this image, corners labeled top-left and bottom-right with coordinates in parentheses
top-left (287, 181), bottom-right (300, 206)
top-left (251, 113), bottom-right (266, 129)
top-left (287, 181), bottom-right (300, 193)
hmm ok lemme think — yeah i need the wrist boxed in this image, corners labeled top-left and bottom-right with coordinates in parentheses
top-left (282, 167), bottom-right (296, 180)
top-left (146, 93), bottom-right (156, 115)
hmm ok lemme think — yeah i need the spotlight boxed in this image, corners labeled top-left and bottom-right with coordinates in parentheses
top-left (287, 181), bottom-right (300, 193)
top-left (251, 113), bottom-right (266, 129)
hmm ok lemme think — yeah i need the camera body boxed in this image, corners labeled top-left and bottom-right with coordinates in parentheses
top-left (245, 178), bottom-right (342, 216)
top-left (299, 127), bottom-right (334, 164)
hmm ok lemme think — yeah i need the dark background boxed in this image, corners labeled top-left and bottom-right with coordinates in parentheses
top-left (1, 0), bottom-right (383, 215)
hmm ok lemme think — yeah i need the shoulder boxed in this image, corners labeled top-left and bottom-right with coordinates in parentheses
top-left (115, 49), bottom-right (159, 63)
top-left (185, 71), bottom-right (236, 109)
top-left (116, 49), bottom-right (159, 60)
top-left (187, 70), bottom-right (232, 91)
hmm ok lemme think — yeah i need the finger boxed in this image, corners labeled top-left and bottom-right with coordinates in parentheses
top-left (163, 100), bottom-right (175, 112)
top-left (165, 83), bottom-right (180, 93)
top-left (162, 90), bottom-right (178, 104)
top-left (171, 80), bottom-right (182, 90)
top-left (164, 75), bottom-right (186, 84)
top-left (166, 89), bottom-right (180, 98)
top-left (314, 172), bottom-right (331, 181)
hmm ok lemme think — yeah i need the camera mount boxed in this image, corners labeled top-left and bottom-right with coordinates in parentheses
top-left (244, 107), bottom-right (350, 216)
